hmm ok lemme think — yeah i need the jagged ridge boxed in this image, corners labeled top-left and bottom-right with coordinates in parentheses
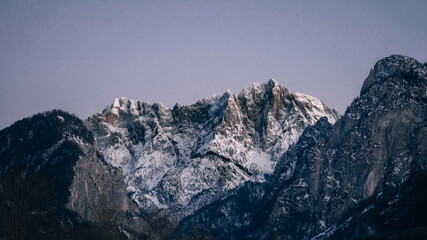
top-left (86, 79), bottom-right (339, 220)
top-left (169, 55), bottom-right (427, 239)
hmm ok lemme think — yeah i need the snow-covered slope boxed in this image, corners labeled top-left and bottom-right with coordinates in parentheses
top-left (173, 55), bottom-right (427, 240)
top-left (86, 79), bottom-right (339, 220)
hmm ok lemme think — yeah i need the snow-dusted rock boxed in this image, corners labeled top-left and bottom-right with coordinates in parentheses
top-left (176, 55), bottom-right (427, 240)
top-left (86, 79), bottom-right (339, 219)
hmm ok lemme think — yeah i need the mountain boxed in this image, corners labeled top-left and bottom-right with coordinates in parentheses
top-left (173, 55), bottom-right (427, 239)
top-left (85, 79), bottom-right (339, 222)
top-left (0, 110), bottom-right (155, 239)
top-left (0, 55), bottom-right (426, 240)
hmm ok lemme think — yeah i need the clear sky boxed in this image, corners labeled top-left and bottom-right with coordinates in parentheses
top-left (1, 0), bottom-right (426, 129)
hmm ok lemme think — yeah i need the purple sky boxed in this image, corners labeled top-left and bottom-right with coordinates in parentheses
top-left (1, 0), bottom-right (426, 129)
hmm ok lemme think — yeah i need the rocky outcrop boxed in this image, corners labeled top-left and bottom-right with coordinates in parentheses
top-left (256, 55), bottom-right (427, 239)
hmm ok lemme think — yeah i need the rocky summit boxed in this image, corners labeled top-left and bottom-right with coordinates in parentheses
top-left (0, 55), bottom-right (426, 240)
top-left (85, 79), bottom-right (339, 221)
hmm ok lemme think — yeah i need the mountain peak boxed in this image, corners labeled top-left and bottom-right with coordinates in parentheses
top-left (267, 78), bottom-right (278, 86)
top-left (87, 77), bottom-right (339, 219)
top-left (361, 55), bottom-right (426, 95)
top-left (239, 79), bottom-right (289, 100)
top-left (109, 97), bottom-right (138, 116)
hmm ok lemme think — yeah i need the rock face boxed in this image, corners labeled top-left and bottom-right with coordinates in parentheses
top-left (167, 55), bottom-right (427, 239)
top-left (257, 55), bottom-right (427, 239)
top-left (86, 79), bottom-right (339, 220)
top-left (0, 110), bottom-right (153, 239)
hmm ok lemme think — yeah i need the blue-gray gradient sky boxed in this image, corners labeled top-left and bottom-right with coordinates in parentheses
top-left (1, 0), bottom-right (426, 129)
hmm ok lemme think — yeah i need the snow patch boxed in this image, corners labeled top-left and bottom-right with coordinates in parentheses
top-left (144, 193), bottom-right (168, 209)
